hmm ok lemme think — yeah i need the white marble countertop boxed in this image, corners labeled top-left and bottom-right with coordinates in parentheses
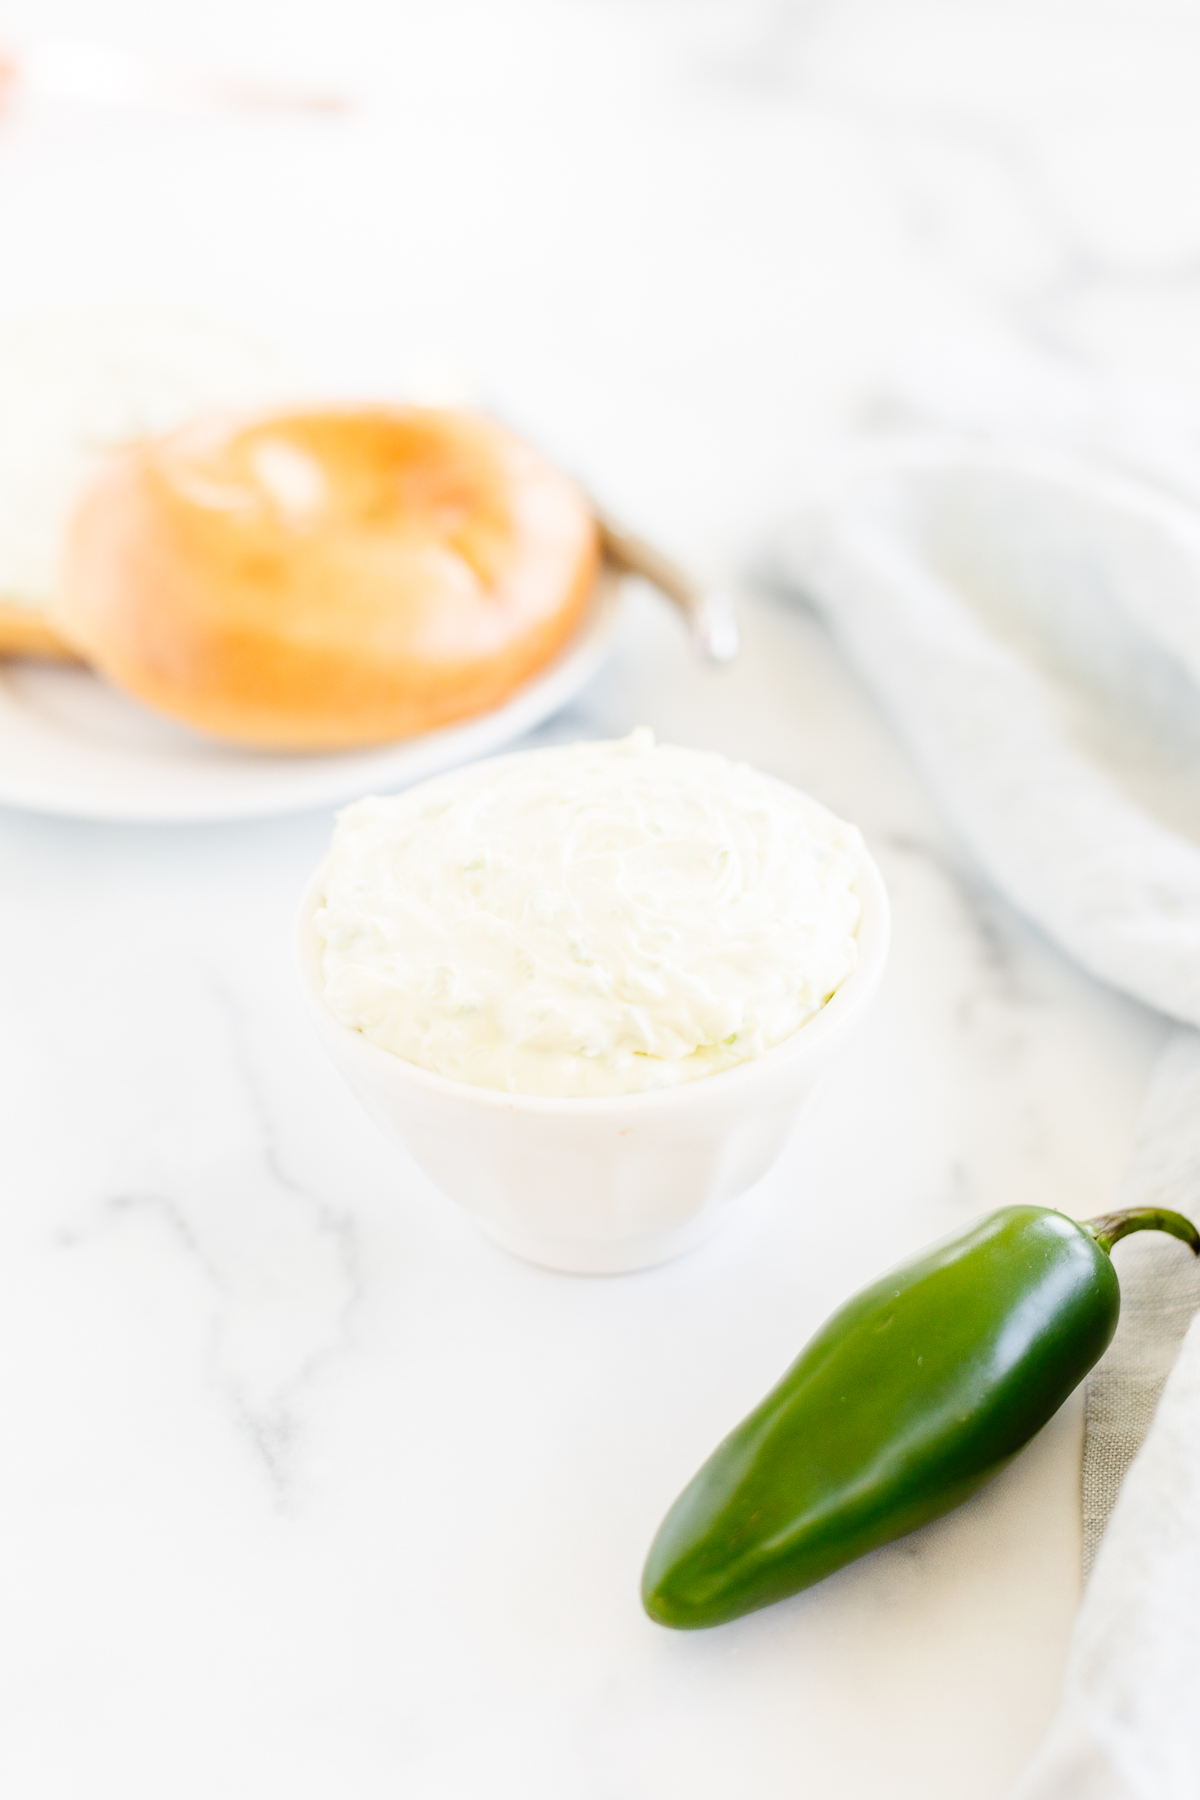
top-left (0, 2), bottom-right (1190, 1793)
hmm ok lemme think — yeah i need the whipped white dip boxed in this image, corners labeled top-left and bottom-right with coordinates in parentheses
top-left (315, 731), bottom-right (864, 1097)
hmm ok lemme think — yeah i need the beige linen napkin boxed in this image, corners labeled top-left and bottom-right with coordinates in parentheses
top-left (1082, 1029), bottom-right (1200, 1577)
top-left (1005, 1030), bottom-right (1200, 1800)
top-left (1012, 1039), bottom-right (1200, 1800)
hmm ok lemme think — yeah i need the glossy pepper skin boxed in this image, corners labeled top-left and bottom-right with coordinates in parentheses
top-left (643, 1203), bottom-right (1199, 1630)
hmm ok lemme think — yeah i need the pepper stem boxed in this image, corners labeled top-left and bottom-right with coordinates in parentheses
top-left (1084, 1207), bottom-right (1200, 1257)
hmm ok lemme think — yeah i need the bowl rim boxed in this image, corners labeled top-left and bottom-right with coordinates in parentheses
top-left (296, 811), bottom-right (890, 1119)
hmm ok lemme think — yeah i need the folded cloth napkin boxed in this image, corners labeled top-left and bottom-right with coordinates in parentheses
top-left (784, 443), bottom-right (1200, 1026)
top-left (1006, 1028), bottom-right (1200, 1800)
top-left (779, 442), bottom-right (1200, 1800)
top-left (1081, 1030), bottom-right (1200, 1578)
top-left (1014, 1315), bottom-right (1200, 1800)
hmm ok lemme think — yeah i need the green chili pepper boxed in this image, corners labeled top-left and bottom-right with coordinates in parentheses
top-left (642, 1203), bottom-right (1199, 1630)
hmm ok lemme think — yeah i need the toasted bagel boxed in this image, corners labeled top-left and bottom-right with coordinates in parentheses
top-left (54, 407), bottom-right (599, 750)
top-left (0, 602), bottom-right (78, 660)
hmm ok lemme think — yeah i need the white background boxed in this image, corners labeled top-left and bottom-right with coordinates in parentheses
top-left (0, 3), bottom-right (1193, 1795)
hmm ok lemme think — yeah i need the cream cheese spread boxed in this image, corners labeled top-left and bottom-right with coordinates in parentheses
top-left (315, 731), bottom-right (864, 1097)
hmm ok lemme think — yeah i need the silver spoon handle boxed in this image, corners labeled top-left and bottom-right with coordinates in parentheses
top-left (594, 513), bottom-right (739, 665)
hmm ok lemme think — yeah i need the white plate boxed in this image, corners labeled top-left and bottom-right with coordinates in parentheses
top-left (0, 572), bottom-right (624, 823)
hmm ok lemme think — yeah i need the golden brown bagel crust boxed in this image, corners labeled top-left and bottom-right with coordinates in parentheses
top-left (53, 408), bottom-right (600, 749)
top-left (0, 602), bottom-right (79, 660)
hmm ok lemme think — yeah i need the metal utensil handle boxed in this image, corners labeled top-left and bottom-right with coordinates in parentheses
top-left (595, 514), bottom-right (739, 665)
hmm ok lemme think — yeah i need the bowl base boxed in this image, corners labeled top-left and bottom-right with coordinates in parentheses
top-left (473, 1205), bottom-right (727, 1276)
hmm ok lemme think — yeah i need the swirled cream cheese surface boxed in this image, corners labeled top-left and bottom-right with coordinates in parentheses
top-left (315, 731), bottom-right (864, 1097)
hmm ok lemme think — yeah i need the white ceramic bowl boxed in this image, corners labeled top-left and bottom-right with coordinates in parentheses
top-left (296, 844), bottom-right (889, 1275)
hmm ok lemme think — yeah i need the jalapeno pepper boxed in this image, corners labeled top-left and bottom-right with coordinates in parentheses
top-left (642, 1203), bottom-right (1199, 1630)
